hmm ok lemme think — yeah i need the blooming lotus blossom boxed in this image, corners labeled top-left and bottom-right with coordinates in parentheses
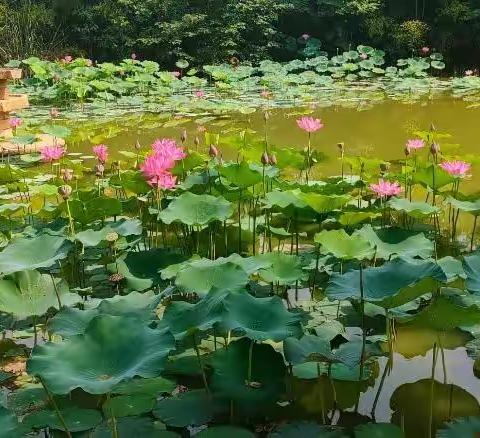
top-left (197, 126), bottom-right (206, 133)
top-left (86, 59), bottom-right (93, 67)
top-left (151, 138), bottom-right (186, 161)
top-left (148, 172), bottom-right (177, 190)
top-left (9, 118), bottom-right (22, 129)
top-left (63, 55), bottom-right (73, 63)
top-left (360, 53), bottom-right (368, 60)
top-left (370, 179), bottom-right (402, 198)
top-left (93, 144), bottom-right (108, 163)
top-left (40, 145), bottom-right (65, 162)
top-left (131, 53), bottom-right (137, 60)
top-left (194, 90), bottom-right (205, 98)
top-left (50, 107), bottom-right (59, 118)
top-left (301, 33), bottom-right (310, 40)
top-left (140, 153), bottom-right (175, 180)
top-left (439, 160), bottom-right (471, 177)
top-left (296, 116), bottom-right (324, 133)
top-left (260, 90), bottom-right (271, 99)
top-left (421, 47), bottom-right (430, 54)
top-left (465, 70), bottom-right (474, 76)
top-left (172, 71), bottom-right (181, 78)
top-left (406, 139), bottom-right (425, 152)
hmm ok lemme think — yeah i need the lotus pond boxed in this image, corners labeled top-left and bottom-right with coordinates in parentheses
top-left (3, 54), bottom-right (480, 438)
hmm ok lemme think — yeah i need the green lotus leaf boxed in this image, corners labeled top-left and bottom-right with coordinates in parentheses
top-left (438, 256), bottom-right (466, 283)
top-left (175, 59), bottom-right (189, 69)
top-left (175, 261), bottom-right (249, 297)
top-left (48, 291), bottom-right (162, 336)
top-left (297, 193), bottom-right (351, 214)
top-left (153, 389), bottom-right (221, 427)
top-left (40, 124), bottom-right (71, 138)
top-left (268, 421), bottom-right (347, 437)
top-left (284, 335), bottom-right (336, 365)
top-left (338, 211), bottom-right (381, 226)
top-left (28, 315), bottom-right (175, 394)
top-left (75, 219), bottom-right (142, 247)
top-left (48, 307), bottom-right (98, 337)
top-left (159, 192), bottom-right (233, 226)
top-left (355, 423), bottom-right (404, 438)
top-left (0, 234), bottom-right (72, 275)
top-left (211, 338), bottom-right (286, 407)
top-left (401, 295), bottom-right (480, 330)
top-left (6, 385), bottom-right (47, 415)
top-left (160, 293), bottom-right (224, 340)
top-left (92, 416), bottom-right (178, 438)
top-left (431, 60), bottom-right (446, 70)
top-left (447, 197), bottom-right (480, 215)
top-left (220, 293), bottom-right (303, 341)
top-left (218, 161), bottom-right (263, 188)
top-left (0, 270), bottom-right (80, 319)
top-left (0, 407), bottom-right (27, 438)
top-left (65, 197), bottom-right (122, 225)
top-left (464, 253), bottom-right (480, 293)
top-left (326, 258), bottom-right (446, 308)
top-left (257, 253), bottom-right (307, 285)
top-left (23, 407), bottom-right (102, 432)
top-left (198, 426), bottom-right (256, 438)
top-left (315, 229), bottom-right (375, 261)
top-left (103, 393), bottom-right (156, 417)
top-left (437, 416), bottom-right (480, 438)
top-left (388, 197), bottom-right (440, 218)
top-left (108, 249), bottom-right (186, 291)
top-left (354, 225), bottom-right (433, 260)
top-left (263, 189), bottom-right (307, 210)
top-left (390, 380), bottom-right (480, 438)
top-left (292, 361), bottom-right (374, 381)
top-left (413, 164), bottom-right (455, 190)
top-left (112, 376), bottom-right (176, 396)
top-left (109, 171), bottom-right (150, 195)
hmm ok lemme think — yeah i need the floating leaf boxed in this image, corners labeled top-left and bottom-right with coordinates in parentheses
top-left (23, 407), bottom-right (102, 432)
top-left (103, 394), bottom-right (155, 417)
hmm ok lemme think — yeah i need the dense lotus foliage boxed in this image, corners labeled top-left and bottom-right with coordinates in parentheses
top-left (0, 108), bottom-right (478, 437)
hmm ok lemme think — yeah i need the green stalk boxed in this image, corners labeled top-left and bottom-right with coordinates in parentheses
top-left (193, 333), bottom-right (210, 395)
top-left (247, 339), bottom-right (254, 383)
top-left (471, 216), bottom-right (478, 252)
top-left (428, 343), bottom-right (438, 438)
top-left (40, 378), bottom-right (72, 438)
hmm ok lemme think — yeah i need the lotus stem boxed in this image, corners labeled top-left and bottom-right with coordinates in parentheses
top-left (471, 216), bottom-right (478, 252)
top-left (371, 357), bottom-right (389, 419)
top-left (39, 378), bottom-right (72, 438)
top-left (65, 199), bottom-right (75, 236)
top-left (359, 262), bottom-right (366, 382)
top-left (193, 333), bottom-right (210, 395)
top-left (247, 339), bottom-right (254, 383)
top-left (428, 343), bottom-right (438, 438)
top-left (106, 393), bottom-right (119, 438)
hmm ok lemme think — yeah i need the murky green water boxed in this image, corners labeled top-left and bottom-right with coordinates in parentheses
top-left (63, 96), bottom-right (480, 436)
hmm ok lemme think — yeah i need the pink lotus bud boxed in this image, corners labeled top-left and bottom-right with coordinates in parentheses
top-left (180, 129), bottom-right (187, 144)
top-left (209, 144), bottom-right (219, 158)
top-left (261, 152), bottom-right (270, 165)
top-left (269, 153), bottom-right (277, 165)
top-left (58, 185), bottom-right (72, 199)
top-left (61, 168), bottom-right (74, 182)
top-left (430, 143), bottom-right (440, 156)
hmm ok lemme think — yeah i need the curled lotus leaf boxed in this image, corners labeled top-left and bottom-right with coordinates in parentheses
top-left (464, 253), bottom-right (480, 293)
top-left (28, 315), bottom-right (175, 394)
top-left (388, 197), bottom-right (440, 218)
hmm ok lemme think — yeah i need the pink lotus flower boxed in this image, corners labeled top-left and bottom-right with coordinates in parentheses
top-left (140, 153), bottom-right (175, 181)
top-left (63, 55), bottom-right (73, 63)
top-left (92, 144), bottom-right (108, 163)
top-left (406, 139), bottom-right (425, 152)
top-left (465, 70), bottom-right (474, 76)
top-left (151, 138), bottom-right (186, 161)
top-left (131, 53), bottom-right (137, 60)
top-left (9, 118), bottom-right (22, 129)
top-left (197, 126), bottom-right (206, 133)
top-left (50, 107), bottom-right (59, 118)
top-left (439, 160), bottom-right (471, 177)
top-left (194, 90), bottom-right (205, 98)
top-left (86, 59), bottom-right (93, 67)
top-left (260, 90), bottom-right (271, 99)
top-left (421, 47), bottom-right (430, 54)
top-left (360, 53), bottom-right (368, 60)
top-left (296, 116), bottom-right (324, 133)
top-left (148, 172), bottom-right (177, 190)
top-left (370, 179), bottom-right (402, 198)
top-left (301, 33), bottom-right (310, 40)
top-left (40, 145), bottom-right (65, 162)
top-left (172, 71), bottom-right (181, 78)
